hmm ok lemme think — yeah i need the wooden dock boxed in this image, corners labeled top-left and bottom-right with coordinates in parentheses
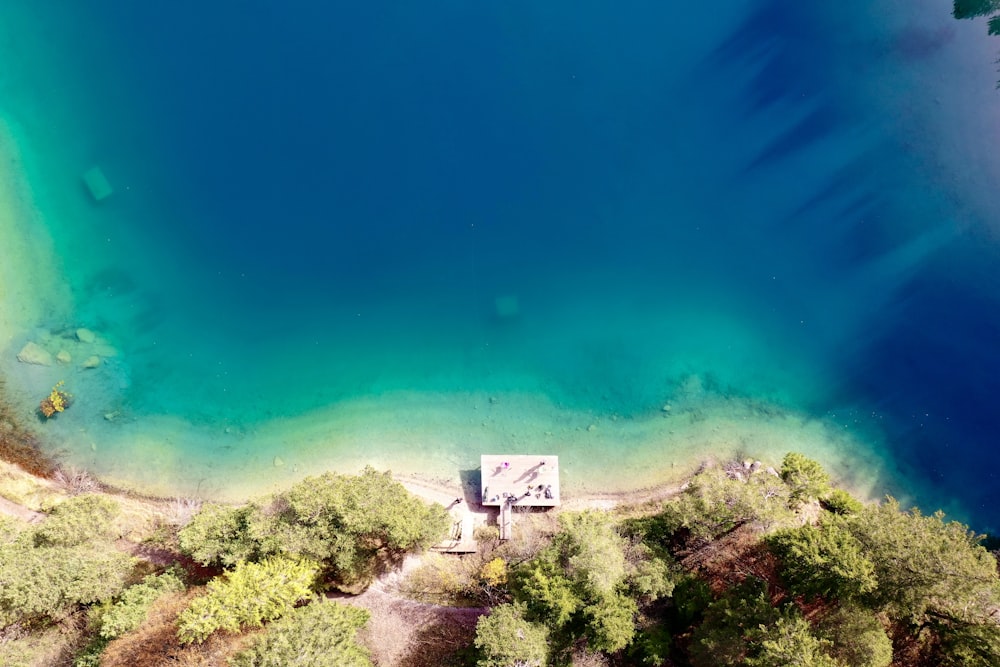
top-left (481, 455), bottom-right (559, 541)
top-left (480, 454), bottom-right (560, 507)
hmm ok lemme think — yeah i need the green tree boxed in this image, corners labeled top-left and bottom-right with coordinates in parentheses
top-left (98, 571), bottom-right (186, 639)
top-left (230, 598), bottom-right (372, 667)
top-left (178, 467), bottom-right (450, 588)
top-left (626, 553), bottom-right (676, 602)
top-left (178, 503), bottom-right (271, 567)
top-left (767, 521), bottom-right (877, 601)
top-left (746, 613), bottom-right (841, 667)
top-left (845, 498), bottom-right (1000, 623)
top-left (936, 618), bottom-right (1000, 667)
top-left (281, 467), bottom-right (450, 584)
top-left (474, 603), bottom-right (549, 667)
top-left (511, 555), bottom-right (580, 628)
top-left (0, 539), bottom-right (134, 626)
top-left (815, 605), bottom-right (892, 667)
top-left (780, 453), bottom-right (830, 508)
top-left (584, 592), bottom-right (638, 653)
top-left (177, 557), bottom-right (318, 644)
top-left (510, 511), bottom-right (648, 658)
top-left (33, 494), bottom-right (119, 547)
top-left (689, 578), bottom-right (780, 667)
top-left (629, 623), bottom-right (673, 667)
top-left (821, 489), bottom-right (864, 516)
top-left (663, 470), bottom-right (794, 541)
top-left (555, 511), bottom-right (628, 598)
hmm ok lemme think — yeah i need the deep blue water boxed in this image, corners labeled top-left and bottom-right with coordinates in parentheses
top-left (3, 1), bottom-right (1000, 529)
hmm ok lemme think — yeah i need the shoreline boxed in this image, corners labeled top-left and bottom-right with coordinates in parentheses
top-left (0, 116), bottom-right (908, 520)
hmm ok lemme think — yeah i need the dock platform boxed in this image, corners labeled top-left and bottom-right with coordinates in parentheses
top-left (481, 454), bottom-right (560, 508)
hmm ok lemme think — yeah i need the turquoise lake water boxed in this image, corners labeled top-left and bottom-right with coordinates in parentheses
top-left (2, 1), bottom-right (1000, 529)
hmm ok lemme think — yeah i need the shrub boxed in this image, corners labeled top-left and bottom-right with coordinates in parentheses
top-left (0, 540), bottom-right (134, 625)
top-left (479, 557), bottom-right (508, 588)
top-left (229, 598), bottom-right (372, 667)
top-left (33, 494), bottom-right (119, 547)
top-left (98, 571), bottom-right (186, 639)
top-left (177, 557), bottom-right (318, 643)
top-left (178, 503), bottom-right (269, 567)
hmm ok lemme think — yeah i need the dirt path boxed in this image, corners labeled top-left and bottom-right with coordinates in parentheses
top-left (334, 554), bottom-right (487, 667)
top-left (0, 495), bottom-right (43, 523)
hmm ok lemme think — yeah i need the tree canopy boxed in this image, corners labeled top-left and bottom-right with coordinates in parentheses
top-left (177, 556), bottom-right (319, 644)
top-left (844, 498), bottom-right (1000, 623)
top-left (230, 598), bottom-right (372, 667)
top-left (767, 520), bottom-right (877, 602)
top-left (474, 603), bottom-right (549, 667)
top-left (178, 466), bottom-right (450, 588)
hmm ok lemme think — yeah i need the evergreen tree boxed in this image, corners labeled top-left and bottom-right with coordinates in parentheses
top-left (780, 453), bottom-right (830, 508)
top-left (767, 521), bottom-right (877, 601)
top-left (230, 598), bottom-right (372, 667)
top-left (177, 557), bottom-right (318, 643)
top-left (474, 603), bottom-right (549, 667)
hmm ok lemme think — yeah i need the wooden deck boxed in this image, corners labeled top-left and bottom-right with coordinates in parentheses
top-left (432, 514), bottom-right (478, 554)
top-left (480, 454), bottom-right (560, 507)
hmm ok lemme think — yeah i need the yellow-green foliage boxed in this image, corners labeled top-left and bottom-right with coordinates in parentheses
top-left (816, 604), bottom-right (892, 667)
top-left (767, 521), bottom-right (878, 601)
top-left (780, 452), bottom-right (830, 507)
top-left (98, 571), bottom-right (186, 639)
top-left (0, 538), bottom-right (134, 626)
top-left (229, 598), bottom-right (372, 667)
top-left (39, 381), bottom-right (69, 418)
top-left (479, 557), bottom-right (508, 587)
top-left (475, 603), bottom-right (548, 667)
top-left (178, 467), bottom-right (450, 589)
top-left (398, 552), bottom-right (468, 604)
top-left (0, 515), bottom-right (21, 545)
top-left (846, 498), bottom-right (1000, 623)
top-left (33, 494), bottom-right (119, 547)
top-left (177, 557), bottom-right (319, 644)
top-left (664, 470), bottom-right (794, 540)
top-left (0, 623), bottom-right (82, 667)
top-left (745, 614), bottom-right (840, 667)
top-left (822, 488), bottom-right (864, 516)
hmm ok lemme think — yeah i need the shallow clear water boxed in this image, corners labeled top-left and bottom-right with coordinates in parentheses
top-left (2, 1), bottom-right (1000, 529)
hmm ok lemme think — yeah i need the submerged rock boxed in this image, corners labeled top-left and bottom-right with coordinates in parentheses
top-left (494, 295), bottom-right (519, 318)
top-left (16, 342), bottom-right (53, 366)
top-left (82, 355), bottom-right (101, 369)
top-left (82, 165), bottom-right (113, 202)
top-left (273, 456), bottom-right (285, 467)
top-left (76, 328), bottom-right (96, 344)
top-left (56, 350), bottom-right (72, 364)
